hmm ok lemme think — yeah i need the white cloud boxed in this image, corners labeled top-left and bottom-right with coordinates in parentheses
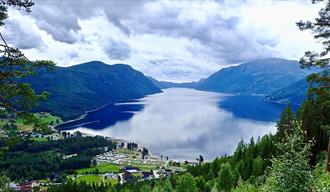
top-left (2, 0), bottom-right (323, 82)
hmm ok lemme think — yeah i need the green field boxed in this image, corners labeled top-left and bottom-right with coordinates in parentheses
top-left (77, 163), bottom-right (121, 174)
top-left (0, 113), bottom-right (62, 131)
top-left (76, 174), bottom-right (117, 185)
top-left (36, 113), bottom-right (63, 125)
top-left (76, 162), bottom-right (160, 174)
top-left (30, 137), bottom-right (48, 142)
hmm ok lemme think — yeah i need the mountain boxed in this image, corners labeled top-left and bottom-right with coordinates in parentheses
top-left (196, 58), bottom-right (311, 95)
top-left (25, 61), bottom-right (161, 120)
top-left (147, 76), bottom-right (199, 89)
top-left (265, 78), bottom-right (308, 105)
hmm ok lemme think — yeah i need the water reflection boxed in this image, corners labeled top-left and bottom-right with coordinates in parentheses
top-left (56, 102), bottom-right (144, 130)
top-left (219, 95), bottom-right (298, 122)
top-left (62, 88), bottom-right (283, 160)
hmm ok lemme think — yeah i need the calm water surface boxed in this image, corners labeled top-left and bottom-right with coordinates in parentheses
top-left (57, 88), bottom-right (293, 160)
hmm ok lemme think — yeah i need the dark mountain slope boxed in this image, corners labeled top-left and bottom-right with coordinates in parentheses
top-left (265, 78), bottom-right (307, 105)
top-left (26, 61), bottom-right (161, 120)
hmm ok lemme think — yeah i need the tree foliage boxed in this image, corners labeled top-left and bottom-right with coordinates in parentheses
top-left (263, 123), bottom-right (314, 192)
top-left (275, 105), bottom-right (295, 142)
top-left (0, 0), bottom-right (55, 130)
top-left (217, 163), bottom-right (235, 191)
top-left (297, 0), bottom-right (330, 169)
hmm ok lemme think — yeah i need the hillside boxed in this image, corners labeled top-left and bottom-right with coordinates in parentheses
top-left (25, 61), bottom-right (161, 120)
top-left (195, 58), bottom-right (311, 95)
top-left (265, 78), bottom-right (308, 105)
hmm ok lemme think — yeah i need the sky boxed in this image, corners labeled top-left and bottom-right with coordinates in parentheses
top-left (1, 0), bottom-right (324, 82)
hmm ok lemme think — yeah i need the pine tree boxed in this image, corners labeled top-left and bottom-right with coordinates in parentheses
top-left (176, 173), bottom-right (198, 192)
top-left (218, 163), bottom-right (235, 192)
top-left (252, 156), bottom-right (264, 176)
top-left (297, 0), bottom-right (330, 169)
top-left (159, 179), bottom-right (174, 192)
top-left (275, 105), bottom-right (295, 142)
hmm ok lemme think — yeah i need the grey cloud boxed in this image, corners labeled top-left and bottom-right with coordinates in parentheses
top-left (128, 6), bottom-right (278, 64)
top-left (3, 19), bottom-right (45, 49)
top-left (103, 39), bottom-right (131, 60)
top-left (31, 0), bottom-right (145, 43)
top-left (32, 3), bottom-right (81, 43)
top-left (107, 15), bottom-right (130, 36)
top-left (28, 1), bottom-right (278, 64)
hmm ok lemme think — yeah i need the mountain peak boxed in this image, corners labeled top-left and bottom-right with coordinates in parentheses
top-left (196, 58), bottom-right (309, 95)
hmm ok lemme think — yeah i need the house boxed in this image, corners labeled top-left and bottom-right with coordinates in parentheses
top-left (121, 171), bottom-right (133, 183)
top-left (104, 172), bottom-right (117, 179)
top-left (9, 182), bottom-right (20, 191)
top-left (19, 181), bottom-right (32, 192)
top-left (31, 180), bottom-right (39, 188)
top-left (120, 165), bottom-right (139, 173)
top-left (141, 171), bottom-right (153, 180)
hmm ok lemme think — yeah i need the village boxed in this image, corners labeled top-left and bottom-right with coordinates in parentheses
top-left (2, 119), bottom-right (187, 192)
top-left (72, 139), bottom-right (186, 185)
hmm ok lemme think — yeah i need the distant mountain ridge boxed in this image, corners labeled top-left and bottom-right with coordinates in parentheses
top-left (195, 58), bottom-right (311, 95)
top-left (147, 76), bottom-right (200, 89)
top-left (149, 58), bottom-right (313, 105)
top-left (27, 58), bottom-right (313, 120)
top-left (25, 61), bottom-right (161, 120)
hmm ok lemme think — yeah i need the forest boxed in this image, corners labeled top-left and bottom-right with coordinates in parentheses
top-left (0, 136), bottom-right (116, 180)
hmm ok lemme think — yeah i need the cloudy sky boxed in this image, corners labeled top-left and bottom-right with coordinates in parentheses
top-left (1, 0), bottom-right (323, 82)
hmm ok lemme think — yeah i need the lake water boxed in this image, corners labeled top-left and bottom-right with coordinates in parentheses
top-left (57, 88), bottom-right (294, 161)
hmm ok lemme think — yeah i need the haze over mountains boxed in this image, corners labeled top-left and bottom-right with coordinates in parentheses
top-left (26, 58), bottom-right (311, 121)
top-left (151, 58), bottom-right (311, 104)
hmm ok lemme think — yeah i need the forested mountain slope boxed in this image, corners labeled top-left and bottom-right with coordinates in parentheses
top-left (25, 61), bottom-right (161, 120)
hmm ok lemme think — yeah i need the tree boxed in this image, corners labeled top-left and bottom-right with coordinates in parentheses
top-left (140, 185), bottom-right (152, 192)
top-left (252, 156), bottom-right (264, 176)
top-left (233, 139), bottom-right (245, 162)
top-left (275, 105), bottom-right (295, 141)
top-left (233, 179), bottom-right (259, 192)
top-left (297, 0), bottom-right (330, 170)
top-left (263, 123), bottom-right (314, 192)
top-left (218, 163), bottom-right (235, 192)
top-left (195, 176), bottom-right (207, 192)
top-left (196, 155), bottom-right (204, 164)
top-left (0, 0), bottom-right (55, 130)
top-left (0, 175), bottom-right (10, 192)
top-left (176, 173), bottom-right (198, 192)
top-left (158, 179), bottom-right (173, 192)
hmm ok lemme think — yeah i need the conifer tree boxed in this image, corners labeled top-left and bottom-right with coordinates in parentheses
top-left (275, 105), bottom-right (295, 142)
top-left (218, 163), bottom-right (235, 191)
top-left (297, 0), bottom-right (330, 169)
top-left (176, 173), bottom-right (198, 192)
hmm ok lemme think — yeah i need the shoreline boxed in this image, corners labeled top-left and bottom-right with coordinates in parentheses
top-left (53, 103), bottom-right (111, 129)
top-left (53, 91), bottom-right (161, 130)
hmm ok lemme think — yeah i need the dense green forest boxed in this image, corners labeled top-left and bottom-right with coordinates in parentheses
top-left (0, 136), bottom-right (116, 181)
